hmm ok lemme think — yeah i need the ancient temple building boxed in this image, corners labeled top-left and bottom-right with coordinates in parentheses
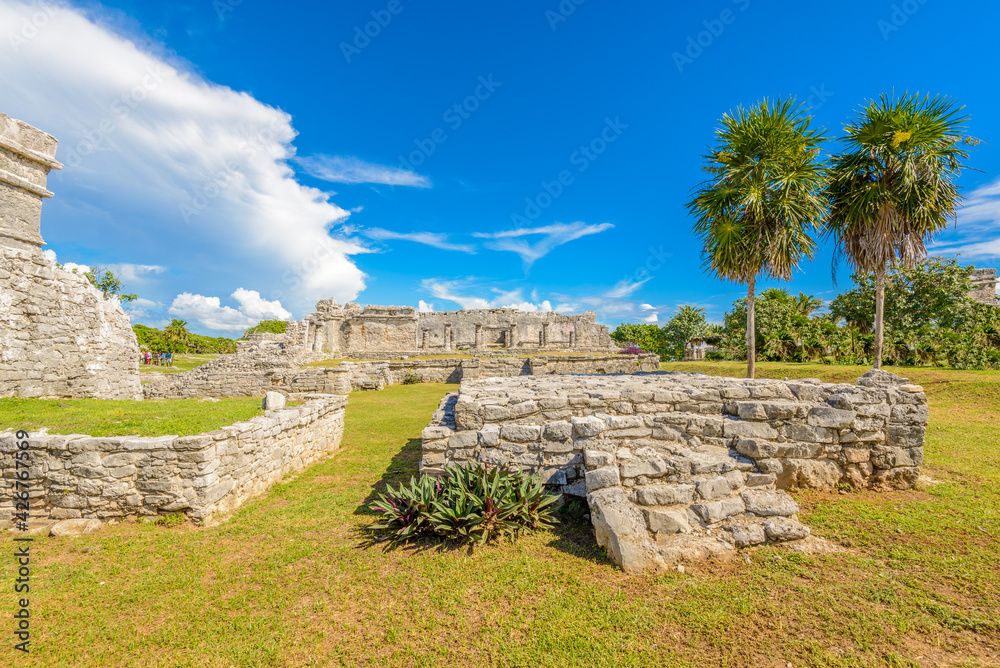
top-left (298, 300), bottom-right (613, 355)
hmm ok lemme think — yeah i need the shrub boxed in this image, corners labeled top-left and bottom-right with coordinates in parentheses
top-left (369, 463), bottom-right (560, 546)
top-left (401, 373), bottom-right (421, 385)
top-left (243, 319), bottom-right (288, 338)
top-left (619, 346), bottom-right (644, 355)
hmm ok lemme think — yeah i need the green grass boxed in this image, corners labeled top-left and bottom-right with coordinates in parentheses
top-left (0, 396), bottom-right (264, 437)
top-left (4, 368), bottom-right (1000, 667)
top-left (139, 354), bottom-right (220, 374)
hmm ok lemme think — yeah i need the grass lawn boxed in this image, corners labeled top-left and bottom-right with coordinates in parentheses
top-left (0, 396), bottom-right (263, 437)
top-left (139, 353), bottom-right (220, 374)
top-left (3, 368), bottom-right (999, 667)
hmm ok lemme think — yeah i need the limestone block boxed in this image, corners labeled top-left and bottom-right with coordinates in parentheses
top-left (696, 476), bottom-right (733, 500)
top-left (572, 416), bottom-right (606, 437)
top-left (585, 466), bottom-right (621, 490)
top-left (762, 516), bottom-right (810, 542)
top-left (740, 489), bottom-right (798, 517)
top-left (620, 456), bottom-right (669, 479)
top-left (723, 419), bottom-right (778, 440)
top-left (50, 518), bottom-right (103, 536)
top-left (691, 497), bottom-right (745, 524)
top-left (807, 406), bottom-right (856, 429)
top-left (635, 484), bottom-right (695, 506)
top-left (500, 424), bottom-right (541, 443)
top-left (724, 523), bottom-right (766, 547)
top-left (588, 487), bottom-right (668, 574)
top-left (542, 420), bottom-right (572, 441)
top-left (647, 508), bottom-right (690, 534)
top-left (478, 425), bottom-right (500, 447)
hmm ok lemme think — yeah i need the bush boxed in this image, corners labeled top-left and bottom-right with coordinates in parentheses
top-left (242, 319), bottom-right (288, 338)
top-left (401, 373), bottom-right (421, 385)
top-left (369, 463), bottom-right (561, 546)
top-left (619, 346), bottom-right (644, 355)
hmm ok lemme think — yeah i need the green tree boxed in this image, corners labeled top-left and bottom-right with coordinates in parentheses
top-left (662, 305), bottom-right (709, 360)
top-left (689, 98), bottom-right (828, 378)
top-left (794, 291), bottom-right (823, 316)
top-left (825, 92), bottom-right (972, 369)
top-left (163, 319), bottom-right (191, 347)
top-left (609, 323), bottom-right (665, 354)
top-left (84, 266), bottom-right (137, 303)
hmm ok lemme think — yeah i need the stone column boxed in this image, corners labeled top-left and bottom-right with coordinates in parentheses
top-left (474, 324), bottom-right (482, 349)
top-left (542, 323), bottom-right (549, 347)
top-left (570, 327), bottom-right (577, 349)
top-left (0, 113), bottom-right (63, 253)
top-left (444, 324), bottom-right (452, 352)
top-left (507, 326), bottom-right (515, 349)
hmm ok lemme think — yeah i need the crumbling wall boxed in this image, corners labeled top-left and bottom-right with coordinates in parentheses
top-left (0, 112), bottom-right (140, 400)
top-left (969, 268), bottom-right (999, 306)
top-left (297, 300), bottom-right (614, 355)
top-left (420, 370), bottom-right (928, 572)
top-left (0, 394), bottom-right (347, 522)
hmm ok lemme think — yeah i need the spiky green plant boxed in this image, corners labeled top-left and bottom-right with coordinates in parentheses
top-left (825, 92), bottom-right (972, 369)
top-left (688, 98), bottom-right (828, 378)
top-left (370, 463), bottom-right (560, 547)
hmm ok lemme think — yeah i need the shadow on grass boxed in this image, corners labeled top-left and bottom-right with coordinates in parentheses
top-left (354, 438), bottom-right (423, 517)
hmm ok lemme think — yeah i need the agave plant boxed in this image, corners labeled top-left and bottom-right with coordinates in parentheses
top-left (369, 463), bottom-right (561, 547)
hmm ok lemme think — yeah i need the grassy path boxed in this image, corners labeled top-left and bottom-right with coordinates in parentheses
top-left (2, 371), bottom-right (999, 667)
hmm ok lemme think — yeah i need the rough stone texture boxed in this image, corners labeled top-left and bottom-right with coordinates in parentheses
top-left (969, 268), bottom-right (1000, 306)
top-left (262, 391), bottom-right (286, 410)
top-left (299, 299), bottom-right (614, 354)
top-left (0, 394), bottom-right (347, 522)
top-left (0, 113), bottom-right (140, 400)
top-left (420, 370), bottom-right (927, 573)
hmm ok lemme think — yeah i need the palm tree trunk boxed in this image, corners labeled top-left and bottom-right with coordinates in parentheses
top-left (874, 267), bottom-right (886, 370)
top-left (746, 277), bottom-right (756, 379)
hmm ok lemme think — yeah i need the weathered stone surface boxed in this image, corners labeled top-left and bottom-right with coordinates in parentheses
top-left (49, 518), bottom-right (102, 537)
top-left (741, 490), bottom-right (799, 517)
top-left (589, 487), bottom-right (668, 574)
top-left (262, 391), bottom-right (286, 410)
top-left (418, 368), bottom-right (927, 572)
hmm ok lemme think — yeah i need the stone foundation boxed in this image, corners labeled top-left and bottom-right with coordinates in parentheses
top-left (420, 370), bottom-right (928, 572)
top-left (0, 394), bottom-right (347, 522)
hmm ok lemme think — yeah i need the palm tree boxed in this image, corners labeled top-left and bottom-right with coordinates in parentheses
top-left (163, 319), bottom-right (190, 350)
top-left (825, 93), bottom-right (971, 369)
top-left (794, 291), bottom-right (824, 316)
top-left (689, 98), bottom-right (828, 378)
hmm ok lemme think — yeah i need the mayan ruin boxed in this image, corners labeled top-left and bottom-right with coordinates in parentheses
top-left (2, 3), bottom-right (999, 664)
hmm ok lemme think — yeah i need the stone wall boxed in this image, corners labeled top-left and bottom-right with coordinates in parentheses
top-left (420, 370), bottom-right (928, 572)
top-left (0, 112), bottom-right (141, 400)
top-left (0, 394), bottom-right (347, 523)
top-left (342, 354), bottom-right (661, 391)
top-left (298, 300), bottom-right (614, 355)
top-left (1, 247), bottom-right (142, 399)
top-left (970, 268), bottom-right (999, 306)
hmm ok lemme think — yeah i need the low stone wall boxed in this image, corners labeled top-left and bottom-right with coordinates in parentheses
top-left (143, 366), bottom-right (350, 399)
top-left (343, 354), bottom-right (661, 391)
top-left (420, 370), bottom-right (928, 572)
top-left (0, 394), bottom-right (348, 522)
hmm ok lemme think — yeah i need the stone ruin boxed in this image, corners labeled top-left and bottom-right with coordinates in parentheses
top-left (0, 113), bottom-right (140, 399)
top-left (421, 368), bottom-right (928, 573)
top-left (298, 300), bottom-right (613, 355)
top-left (970, 268), bottom-right (1000, 306)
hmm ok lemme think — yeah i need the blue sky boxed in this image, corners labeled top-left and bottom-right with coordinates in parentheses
top-left (2, 0), bottom-right (998, 335)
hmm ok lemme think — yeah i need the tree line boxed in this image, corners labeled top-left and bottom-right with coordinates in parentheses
top-left (684, 92), bottom-right (981, 378)
top-left (132, 319), bottom-right (288, 354)
top-left (612, 257), bottom-right (1000, 370)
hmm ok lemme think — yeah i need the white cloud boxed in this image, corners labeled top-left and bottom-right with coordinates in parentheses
top-left (40, 249), bottom-right (90, 273)
top-left (110, 263), bottom-right (166, 282)
top-left (230, 288), bottom-right (291, 320)
top-left (642, 312), bottom-right (659, 323)
top-left (417, 300), bottom-right (434, 312)
top-left (0, 0), bottom-right (369, 314)
top-left (931, 177), bottom-right (1000, 260)
top-left (473, 222), bottom-right (614, 270)
top-left (363, 228), bottom-right (476, 253)
top-left (133, 297), bottom-right (162, 308)
top-left (168, 293), bottom-right (257, 331)
top-left (640, 303), bottom-right (655, 310)
top-left (296, 155), bottom-right (430, 188)
top-left (421, 279), bottom-right (554, 312)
